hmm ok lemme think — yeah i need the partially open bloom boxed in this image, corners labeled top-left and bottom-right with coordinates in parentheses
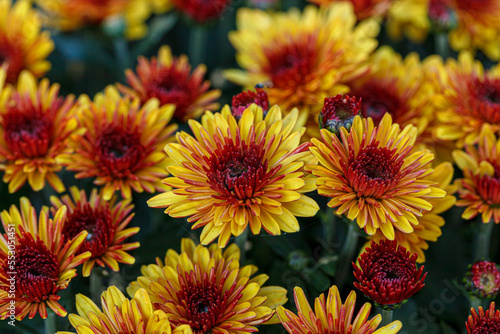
top-left (0, 198), bottom-right (91, 320)
top-left (149, 105), bottom-right (319, 247)
top-left (432, 52), bottom-right (500, 148)
top-left (353, 240), bottom-right (427, 309)
top-left (58, 86), bottom-right (177, 201)
top-left (318, 94), bottom-right (361, 136)
top-left (118, 46), bottom-right (220, 122)
top-left (226, 3), bottom-right (379, 135)
top-left (50, 186), bottom-right (138, 277)
top-left (466, 302), bottom-right (500, 333)
top-left (465, 260), bottom-right (500, 299)
top-left (59, 286), bottom-right (192, 334)
top-left (0, 70), bottom-right (79, 193)
top-left (231, 88), bottom-right (270, 120)
top-left (307, 113), bottom-right (446, 239)
top-left (453, 124), bottom-right (500, 223)
top-left (172, 0), bottom-right (232, 22)
top-left (0, 0), bottom-right (54, 84)
top-left (277, 285), bottom-right (402, 333)
top-left (306, 0), bottom-right (393, 20)
top-left (128, 238), bottom-right (287, 333)
top-left (367, 162), bottom-right (457, 263)
top-left (36, 0), bottom-right (151, 40)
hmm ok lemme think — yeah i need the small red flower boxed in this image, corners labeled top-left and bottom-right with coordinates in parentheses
top-left (465, 260), bottom-right (500, 299)
top-left (318, 94), bottom-right (361, 135)
top-left (466, 302), bottom-right (500, 334)
top-left (353, 239), bottom-right (427, 309)
top-left (172, 0), bottom-right (232, 22)
top-left (231, 88), bottom-right (270, 120)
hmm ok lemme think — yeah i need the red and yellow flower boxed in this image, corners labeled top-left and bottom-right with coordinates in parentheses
top-left (0, 0), bottom-right (54, 84)
top-left (0, 198), bottom-right (90, 320)
top-left (50, 186), bottom-right (139, 277)
top-left (465, 260), bottom-right (500, 299)
top-left (36, 0), bottom-right (152, 40)
top-left (453, 124), bottom-right (500, 223)
top-left (118, 45), bottom-right (220, 122)
top-left (277, 285), bottom-right (402, 333)
top-left (127, 238), bottom-right (287, 333)
top-left (148, 105), bottom-right (319, 247)
top-left (58, 86), bottom-right (177, 201)
top-left (307, 113), bottom-right (447, 240)
top-left (306, 0), bottom-right (393, 20)
top-left (466, 302), bottom-right (500, 333)
top-left (0, 69), bottom-right (80, 193)
top-left (59, 286), bottom-right (192, 334)
top-left (226, 3), bottom-right (379, 135)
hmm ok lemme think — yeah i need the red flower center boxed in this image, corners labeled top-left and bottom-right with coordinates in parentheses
top-left (204, 134), bottom-right (280, 204)
top-left (63, 203), bottom-right (115, 258)
top-left (461, 77), bottom-right (500, 124)
top-left (231, 88), bottom-right (270, 120)
top-left (16, 236), bottom-right (59, 302)
top-left (96, 125), bottom-right (145, 177)
top-left (351, 80), bottom-right (408, 126)
top-left (172, 0), bottom-right (232, 22)
top-left (347, 144), bottom-right (405, 197)
top-left (470, 318), bottom-right (500, 334)
top-left (0, 36), bottom-right (24, 84)
top-left (3, 104), bottom-right (54, 159)
top-left (264, 35), bottom-right (317, 89)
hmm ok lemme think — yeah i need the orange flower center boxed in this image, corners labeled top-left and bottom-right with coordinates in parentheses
top-left (63, 203), bottom-right (115, 258)
top-left (3, 104), bottom-right (54, 159)
top-left (96, 125), bottom-right (145, 177)
top-left (16, 236), bottom-right (59, 302)
top-left (347, 144), bottom-right (405, 197)
top-left (0, 36), bottom-right (24, 84)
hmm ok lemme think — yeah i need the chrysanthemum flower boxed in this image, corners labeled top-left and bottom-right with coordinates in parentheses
top-left (277, 285), bottom-right (402, 333)
top-left (231, 88), bottom-right (270, 121)
top-left (0, 69), bottom-right (79, 193)
top-left (318, 94), bottom-right (361, 136)
top-left (465, 260), bottom-right (500, 299)
top-left (36, 0), bottom-right (151, 40)
top-left (148, 105), bottom-right (319, 247)
top-left (466, 302), bottom-right (500, 334)
top-left (366, 162), bottom-right (457, 263)
top-left (58, 286), bottom-right (193, 334)
top-left (432, 52), bottom-right (500, 149)
top-left (307, 113), bottom-right (446, 239)
top-left (453, 124), bottom-right (500, 223)
top-left (118, 45), bottom-right (220, 122)
top-left (172, 0), bottom-right (232, 22)
top-left (58, 86), bottom-right (177, 201)
top-left (0, 198), bottom-right (91, 320)
top-left (127, 238), bottom-right (288, 333)
top-left (306, 0), bottom-right (393, 20)
top-left (226, 3), bottom-right (379, 135)
top-left (50, 186), bottom-right (138, 277)
top-left (385, 0), bottom-right (429, 43)
top-left (353, 240), bottom-right (427, 309)
top-left (0, 0), bottom-right (54, 84)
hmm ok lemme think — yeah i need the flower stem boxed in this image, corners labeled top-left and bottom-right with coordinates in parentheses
top-left (379, 307), bottom-right (394, 326)
top-left (434, 32), bottom-right (449, 58)
top-left (112, 37), bottom-right (130, 81)
top-left (321, 207), bottom-right (336, 245)
top-left (336, 219), bottom-right (359, 289)
top-left (475, 221), bottom-right (494, 260)
top-left (188, 25), bottom-right (207, 67)
top-left (44, 310), bottom-right (57, 334)
top-left (235, 228), bottom-right (250, 262)
top-left (90, 269), bottom-right (104, 303)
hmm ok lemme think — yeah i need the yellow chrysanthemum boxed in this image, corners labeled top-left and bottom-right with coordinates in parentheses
top-left (118, 45), bottom-right (221, 122)
top-left (0, 69), bottom-right (80, 193)
top-left (307, 113), bottom-right (447, 240)
top-left (385, 0), bottom-right (430, 43)
top-left (0, 198), bottom-right (91, 320)
top-left (50, 186), bottom-right (139, 277)
top-left (429, 52), bottom-right (500, 149)
top-left (226, 3), bottom-right (379, 135)
top-left (0, 0), bottom-right (54, 83)
top-left (127, 238), bottom-right (287, 333)
top-left (277, 286), bottom-right (402, 334)
top-left (36, 0), bottom-right (152, 40)
top-left (58, 86), bottom-right (177, 201)
top-left (306, 0), bottom-right (393, 19)
top-left (58, 286), bottom-right (192, 334)
top-left (453, 124), bottom-right (500, 224)
top-left (366, 162), bottom-right (457, 262)
top-left (148, 104), bottom-right (319, 247)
